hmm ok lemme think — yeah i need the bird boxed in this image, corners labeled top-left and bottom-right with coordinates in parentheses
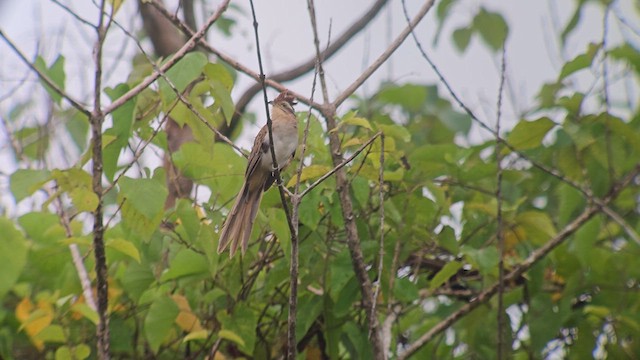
top-left (217, 90), bottom-right (299, 257)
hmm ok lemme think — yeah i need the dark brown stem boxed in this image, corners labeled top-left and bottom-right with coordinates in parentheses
top-left (92, 1), bottom-right (110, 358)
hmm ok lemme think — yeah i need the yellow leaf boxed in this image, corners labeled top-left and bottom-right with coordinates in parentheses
top-left (286, 165), bottom-right (331, 187)
top-left (183, 329), bottom-right (209, 342)
top-left (16, 297), bottom-right (54, 350)
top-left (172, 294), bottom-right (204, 332)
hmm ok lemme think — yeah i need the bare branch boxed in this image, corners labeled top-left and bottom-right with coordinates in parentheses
top-left (333, 0), bottom-right (436, 107)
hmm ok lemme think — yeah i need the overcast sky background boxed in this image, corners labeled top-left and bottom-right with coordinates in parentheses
top-left (0, 0), bottom-right (638, 205)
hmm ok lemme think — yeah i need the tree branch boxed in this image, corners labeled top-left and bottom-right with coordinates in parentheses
top-left (333, 0), bottom-right (436, 107)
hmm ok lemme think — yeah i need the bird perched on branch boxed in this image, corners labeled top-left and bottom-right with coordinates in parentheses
top-left (217, 90), bottom-right (298, 257)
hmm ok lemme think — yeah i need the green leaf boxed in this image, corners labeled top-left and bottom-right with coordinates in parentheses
top-left (106, 238), bottom-right (141, 263)
top-left (378, 124), bottom-right (411, 142)
top-left (10, 169), bottom-right (51, 202)
top-left (210, 79), bottom-right (235, 124)
top-left (56, 345), bottom-right (91, 360)
top-left (377, 84), bottom-right (428, 112)
top-left (204, 63), bottom-right (234, 90)
top-left (516, 211), bottom-right (557, 245)
top-left (217, 303), bottom-right (258, 354)
top-left (0, 218), bottom-right (28, 299)
top-left (118, 176), bottom-right (167, 220)
top-left (429, 261), bottom-right (463, 290)
top-left (559, 43), bottom-right (600, 80)
top-left (609, 43), bottom-right (640, 74)
top-left (295, 294), bottom-right (323, 341)
top-left (462, 246), bottom-right (499, 277)
top-left (505, 117), bottom-right (555, 150)
top-left (34, 324), bottom-right (66, 343)
top-left (52, 169), bottom-right (98, 212)
top-left (34, 55), bottom-right (66, 105)
top-left (118, 177), bottom-right (168, 239)
top-left (144, 295), bottom-right (180, 353)
top-left (434, 0), bottom-right (458, 45)
top-left (104, 83), bottom-right (136, 181)
top-left (452, 27), bottom-right (473, 53)
top-left (393, 277), bottom-right (419, 302)
top-left (71, 303), bottom-right (99, 325)
top-left (472, 8), bottom-right (509, 51)
top-left (160, 250), bottom-right (208, 281)
top-left (159, 52), bottom-right (208, 105)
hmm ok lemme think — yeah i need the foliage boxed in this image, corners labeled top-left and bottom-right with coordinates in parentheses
top-left (1, 0), bottom-right (640, 359)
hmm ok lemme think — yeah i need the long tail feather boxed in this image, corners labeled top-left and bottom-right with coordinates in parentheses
top-left (217, 182), bottom-right (264, 257)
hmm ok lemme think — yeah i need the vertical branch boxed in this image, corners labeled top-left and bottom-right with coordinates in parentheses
top-left (495, 45), bottom-right (507, 360)
top-left (247, 1), bottom-right (299, 358)
top-left (91, 1), bottom-right (110, 358)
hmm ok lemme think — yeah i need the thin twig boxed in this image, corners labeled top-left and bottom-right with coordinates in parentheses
top-left (299, 132), bottom-right (382, 199)
top-left (333, 0), bottom-right (436, 107)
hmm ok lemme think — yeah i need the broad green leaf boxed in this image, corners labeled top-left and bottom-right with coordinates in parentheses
top-left (561, 0), bottom-right (587, 44)
top-left (429, 261), bottom-right (463, 290)
top-left (434, 0), bottom-right (458, 45)
top-left (64, 110), bottom-right (90, 151)
top-left (462, 246), bottom-right (499, 277)
top-left (203, 63), bottom-right (234, 90)
top-left (393, 277), bottom-right (419, 302)
top-left (118, 176), bottom-right (167, 221)
top-left (104, 84), bottom-right (136, 181)
top-left (34, 324), bottom-right (66, 344)
top-left (106, 238), bottom-right (141, 263)
top-left (34, 55), bottom-right (66, 105)
top-left (378, 124), bottom-right (411, 142)
top-left (505, 117), bottom-right (555, 150)
top-left (144, 295), bottom-right (180, 353)
top-left (52, 169), bottom-right (98, 212)
top-left (10, 169), bottom-right (50, 202)
top-left (559, 43), bottom-right (600, 80)
top-left (516, 211), bottom-right (557, 245)
top-left (159, 52), bottom-right (208, 105)
top-left (71, 303), bottom-right (99, 325)
top-left (472, 8), bottom-right (508, 51)
top-left (0, 218), bottom-right (28, 298)
top-left (295, 294), bottom-right (323, 341)
top-left (377, 84), bottom-right (428, 113)
top-left (160, 249), bottom-right (208, 281)
top-left (335, 112), bottom-right (373, 132)
top-left (120, 262), bottom-right (155, 302)
top-left (209, 79), bottom-right (235, 123)
top-left (286, 164), bottom-right (330, 187)
top-left (118, 176), bottom-right (167, 239)
top-left (217, 303), bottom-right (258, 354)
top-left (452, 27), bottom-right (473, 53)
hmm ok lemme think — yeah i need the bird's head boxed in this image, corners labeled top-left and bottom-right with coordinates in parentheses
top-left (269, 90), bottom-right (297, 115)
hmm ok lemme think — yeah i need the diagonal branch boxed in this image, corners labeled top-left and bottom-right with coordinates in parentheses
top-left (333, 0), bottom-right (436, 107)
top-left (0, 30), bottom-right (91, 117)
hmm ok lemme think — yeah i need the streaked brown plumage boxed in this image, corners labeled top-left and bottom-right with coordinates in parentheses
top-left (217, 91), bottom-right (298, 257)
